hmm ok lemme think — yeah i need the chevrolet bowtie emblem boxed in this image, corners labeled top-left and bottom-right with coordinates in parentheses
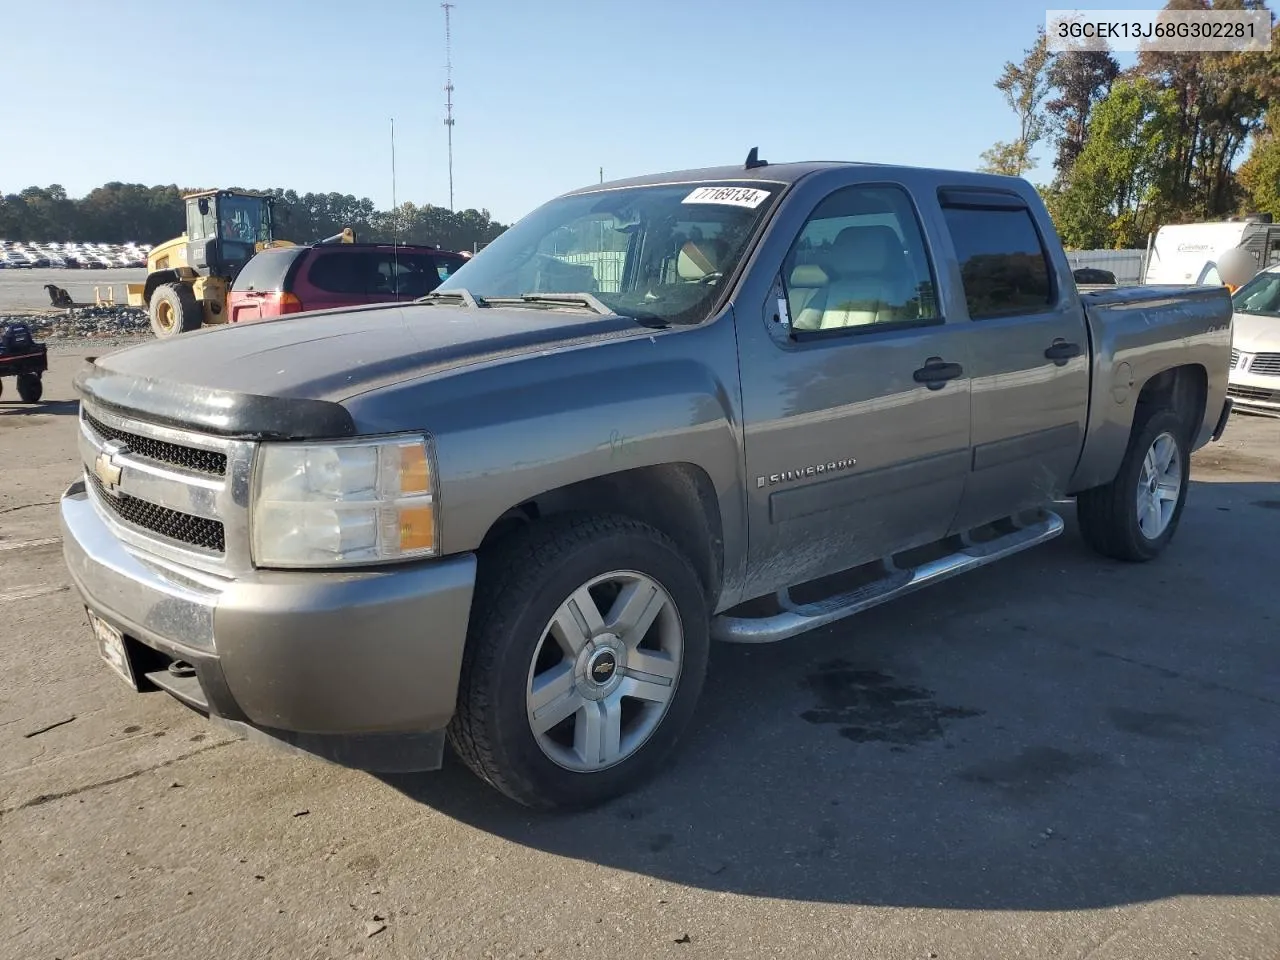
top-left (93, 441), bottom-right (126, 494)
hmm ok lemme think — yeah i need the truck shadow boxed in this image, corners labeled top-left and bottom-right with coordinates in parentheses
top-left (380, 477), bottom-right (1280, 911)
top-left (0, 399), bottom-right (79, 417)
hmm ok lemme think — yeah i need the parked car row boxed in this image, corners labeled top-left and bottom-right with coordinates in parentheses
top-left (0, 240), bottom-right (151, 270)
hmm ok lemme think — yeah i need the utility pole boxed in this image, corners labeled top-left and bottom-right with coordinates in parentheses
top-left (442, 2), bottom-right (456, 212)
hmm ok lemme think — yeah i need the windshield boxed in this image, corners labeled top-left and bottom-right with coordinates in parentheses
top-left (1232, 269), bottom-right (1280, 317)
top-left (218, 195), bottom-right (272, 246)
top-left (436, 181), bottom-right (780, 324)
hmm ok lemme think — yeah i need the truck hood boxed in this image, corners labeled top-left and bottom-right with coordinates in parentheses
top-left (1232, 311), bottom-right (1280, 353)
top-left (75, 302), bottom-right (648, 439)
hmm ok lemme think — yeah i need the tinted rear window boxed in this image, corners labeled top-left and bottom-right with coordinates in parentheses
top-left (940, 205), bottom-right (1053, 319)
top-left (232, 248), bottom-right (304, 292)
top-left (307, 251), bottom-right (365, 294)
top-left (306, 249), bottom-right (454, 297)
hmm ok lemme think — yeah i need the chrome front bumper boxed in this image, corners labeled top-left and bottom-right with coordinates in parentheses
top-left (61, 480), bottom-right (477, 770)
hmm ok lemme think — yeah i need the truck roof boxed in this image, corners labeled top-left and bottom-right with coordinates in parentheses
top-left (564, 159), bottom-right (1029, 197)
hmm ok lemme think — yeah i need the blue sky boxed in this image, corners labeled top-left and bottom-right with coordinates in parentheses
top-left (0, 0), bottom-right (1162, 224)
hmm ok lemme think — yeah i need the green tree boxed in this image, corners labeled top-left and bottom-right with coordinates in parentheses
top-left (1045, 47), bottom-right (1120, 178)
top-left (979, 28), bottom-right (1052, 177)
top-left (1136, 0), bottom-right (1274, 219)
top-left (1051, 78), bottom-right (1175, 248)
top-left (1238, 109), bottom-right (1280, 219)
top-left (0, 181), bottom-right (508, 251)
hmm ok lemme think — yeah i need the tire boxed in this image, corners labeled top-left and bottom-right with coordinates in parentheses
top-left (1076, 408), bottom-right (1191, 562)
top-left (449, 514), bottom-right (710, 810)
top-left (16, 373), bottom-right (42, 403)
top-left (149, 283), bottom-right (203, 338)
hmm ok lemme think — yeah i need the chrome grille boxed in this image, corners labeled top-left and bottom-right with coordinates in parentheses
top-left (1250, 352), bottom-right (1280, 377)
top-left (88, 473), bottom-right (225, 552)
top-left (83, 410), bottom-right (227, 476)
top-left (78, 401), bottom-right (255, 575)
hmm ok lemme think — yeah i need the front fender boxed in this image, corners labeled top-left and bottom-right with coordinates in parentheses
top-left (342, 314), bottom-right (748, 600)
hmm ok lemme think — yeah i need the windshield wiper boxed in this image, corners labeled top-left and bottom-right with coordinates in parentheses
top-left (417, 288), bottom-right (485, 308)
top-left (516, 292), bottom-right (615, 316)
top-left (489, 293), bottom-right (669, 329)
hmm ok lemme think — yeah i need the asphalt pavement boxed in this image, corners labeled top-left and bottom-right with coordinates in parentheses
top-left (1, 347), bottom-right (1277, 959)
top-left (0, 268), bottom-right (146, 312)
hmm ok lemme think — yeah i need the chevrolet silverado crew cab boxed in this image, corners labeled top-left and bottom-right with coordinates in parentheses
top-left (62, 155), bottom-right (1234, 809)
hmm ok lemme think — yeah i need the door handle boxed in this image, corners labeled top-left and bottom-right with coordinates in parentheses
top-left (1044, 339), bottom-right (1081, 365)
top-left (913, 358), bottom-right (964, 390)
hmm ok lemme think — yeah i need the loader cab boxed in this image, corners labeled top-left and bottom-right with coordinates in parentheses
top-left (184, 191), bottom-right (274, 281)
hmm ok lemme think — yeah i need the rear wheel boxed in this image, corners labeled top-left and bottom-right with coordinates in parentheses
top-left (149, 283), bottom-right (203, 338)
top-left (16, 373), bottom-right (42, 403)
top-left (449, 514), bottom-right (710, 809)
top-left (1076, 408), bottom-right (1190, 562)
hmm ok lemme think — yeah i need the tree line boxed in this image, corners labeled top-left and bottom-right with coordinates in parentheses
top-left (981, 0), bottom-right (1278, 249)
top-left (0, 182), bottom-right (510, 252)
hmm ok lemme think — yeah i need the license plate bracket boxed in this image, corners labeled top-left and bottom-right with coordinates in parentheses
top-left (89, 609), bottom-right (137, 690)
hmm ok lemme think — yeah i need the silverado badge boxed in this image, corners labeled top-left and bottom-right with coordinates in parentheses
top-left (757, 458), bottom-right (856, 488)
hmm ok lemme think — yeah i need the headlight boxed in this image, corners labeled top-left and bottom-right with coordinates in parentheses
top-left (251, 435), bottom-right (437, 568)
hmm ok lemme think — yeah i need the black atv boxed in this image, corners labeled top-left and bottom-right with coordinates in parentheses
top-left (0, 321), bottom-right (48, 403)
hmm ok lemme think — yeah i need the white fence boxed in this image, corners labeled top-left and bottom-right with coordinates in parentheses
top-left (554, 251), bottom-right (627, 293)
top-left (1065, 249), bottom-right (1147, 283)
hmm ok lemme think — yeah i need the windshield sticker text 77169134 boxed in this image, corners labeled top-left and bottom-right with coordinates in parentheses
top-left (681, 186), bottom-right (772, 209)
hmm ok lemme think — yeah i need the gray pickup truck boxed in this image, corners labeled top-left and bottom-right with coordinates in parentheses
top-left (62, 155), bottom-right (1234, 808)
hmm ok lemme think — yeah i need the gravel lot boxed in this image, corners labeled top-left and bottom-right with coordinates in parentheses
top-left (1, 349), bottom-right (1278, 959)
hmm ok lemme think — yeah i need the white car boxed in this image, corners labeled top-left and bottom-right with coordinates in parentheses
top-left (1229, 264), bottom-right (1280, 416)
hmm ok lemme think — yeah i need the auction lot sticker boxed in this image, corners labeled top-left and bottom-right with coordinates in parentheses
top-left (682, 186), bottom-right (772, 209)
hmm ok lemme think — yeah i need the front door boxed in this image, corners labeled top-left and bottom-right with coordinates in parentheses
top-left (934, 189), bottom-right (1090, 531)
top-left (736, 180), bottom-right (973, 601)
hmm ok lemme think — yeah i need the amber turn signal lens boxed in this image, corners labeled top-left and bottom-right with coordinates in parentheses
top-left (398, 505), bottom-right (435, 551)
top-left (400, 443), bottom-right (431, 494)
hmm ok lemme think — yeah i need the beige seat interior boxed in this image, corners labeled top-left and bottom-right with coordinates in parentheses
top-left (676, 239), bottom-right (727, 282)
top-left (793, 225), bottom-right (914, 331)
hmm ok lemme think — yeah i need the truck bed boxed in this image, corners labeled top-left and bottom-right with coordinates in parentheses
top-left (1068, 283), bottom-right (1233, 493)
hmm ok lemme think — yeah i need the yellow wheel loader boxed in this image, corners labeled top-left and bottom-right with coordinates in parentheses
top-left (127, 190), bottom-right (353, 338)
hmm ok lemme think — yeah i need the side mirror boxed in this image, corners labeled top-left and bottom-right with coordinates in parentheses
top-left (197, 197), bottom-right (210, 216)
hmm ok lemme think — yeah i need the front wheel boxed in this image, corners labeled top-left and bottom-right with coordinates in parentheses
top-left (1076, 408), bottom-right (1191, 562)
top-left (149, 283), bottom-right (203, 338)
top-left (449, 515), bottom-right (710, 809)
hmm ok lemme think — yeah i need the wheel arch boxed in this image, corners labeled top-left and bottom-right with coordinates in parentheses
top-left (142, 270), bottom-right (183, 305)
top-left (478, 462), bottom-right (725, 609)
top-left (1135, 363), bottom-right (1207, 445)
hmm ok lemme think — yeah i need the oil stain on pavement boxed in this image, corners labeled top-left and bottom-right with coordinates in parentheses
top-left (799, 658), bottom-right (982, 745)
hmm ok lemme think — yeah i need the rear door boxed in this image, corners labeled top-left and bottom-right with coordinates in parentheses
top-left (294, 249), bottom-right (371, 311)
top-left (736, 175), bottom-right (974, 599)
top-left (934, 188), bottom-right (1090, 531)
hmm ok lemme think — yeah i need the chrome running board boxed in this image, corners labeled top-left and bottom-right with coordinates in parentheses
top-left (711, 510), bottom-right (1065, 644)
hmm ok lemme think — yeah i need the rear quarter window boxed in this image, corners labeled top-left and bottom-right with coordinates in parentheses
top-left (306, 251), bottom-right (366, 294)
top-left (232, 248), bottom-right (304, 292)
top-left (940, 203), bottom-right (1053, 319)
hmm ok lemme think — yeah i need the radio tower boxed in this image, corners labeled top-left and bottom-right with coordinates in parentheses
top-left (442, 2), bottom-right (456, 212)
